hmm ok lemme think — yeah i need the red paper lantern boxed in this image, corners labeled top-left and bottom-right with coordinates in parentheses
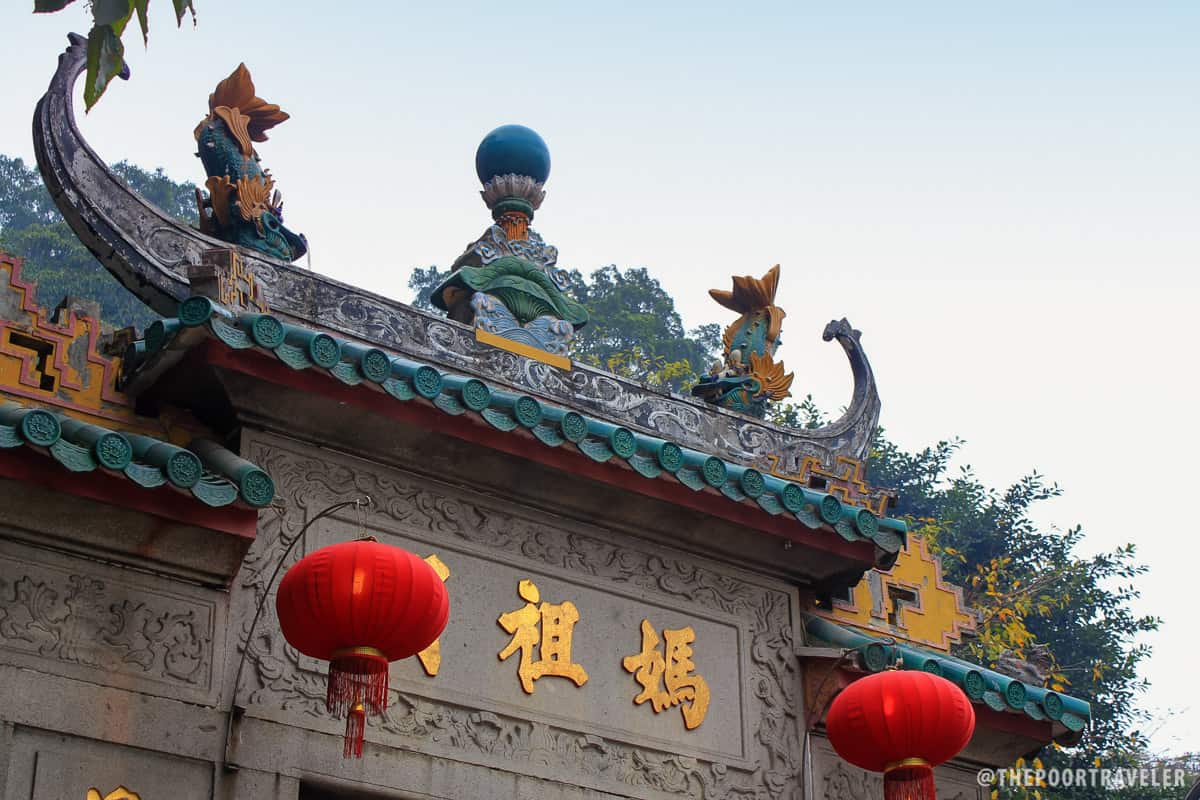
top-left (826, 670), bottom-right (976, 800)
top-left (276, 539), bottom-right (449, 757)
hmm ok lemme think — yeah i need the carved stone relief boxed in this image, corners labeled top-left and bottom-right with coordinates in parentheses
top-left (266, 269), bottom-right (882, 475)
top-left (810, 735), bottom-right (983, 800)
top-left (0, 538), bottom-right (218, 705)
top-left (822, 761), bottom-right (884, 800)
top-left (234, 433), bottom-right (802, 799)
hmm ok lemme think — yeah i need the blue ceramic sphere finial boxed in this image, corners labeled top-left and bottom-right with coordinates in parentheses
top-left (475, 125), bottom-right (551, 186)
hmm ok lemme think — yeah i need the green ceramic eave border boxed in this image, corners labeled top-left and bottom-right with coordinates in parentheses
top-left (802, 613), bottom-right (1091, 730)
top-left (130, 297), bottom-right (911, 554)
top-left (0, 400), bottom-right (274, 509)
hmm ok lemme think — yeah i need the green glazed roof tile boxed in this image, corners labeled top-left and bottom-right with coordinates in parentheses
top-left (133, 297), bottom-right (913, 554)
top-left (0, 400), bottom-right (271, 510)
top-left (802, 613), bottom-right (1092, 727)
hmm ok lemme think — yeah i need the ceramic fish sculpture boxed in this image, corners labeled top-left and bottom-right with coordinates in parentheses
top-left (691, 264), bottom-right (794, 417)
top-left (193, 64), bottom-right (306, 261)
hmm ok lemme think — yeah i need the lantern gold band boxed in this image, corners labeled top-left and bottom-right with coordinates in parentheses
top-left (884, 758), bottom-right (931, 773)
top-left (331, 646), bottom-right (387, 660)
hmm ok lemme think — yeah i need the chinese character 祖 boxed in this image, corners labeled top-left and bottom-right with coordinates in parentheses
top-left (497, 579), bottom-right (588, 694)
top-left (417, 554), bottom-right (450, 677)
top-left (622, 618), bottom-right (710, 730)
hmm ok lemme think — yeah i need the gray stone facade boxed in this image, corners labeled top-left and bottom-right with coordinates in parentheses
top-left (0, 423), bottom-right (993, 799)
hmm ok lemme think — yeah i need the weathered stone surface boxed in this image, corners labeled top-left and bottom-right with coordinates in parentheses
top-left (5, 726), bottom-right (213, 800)
top-left (809, 736), bottom-right (984, 800)
top-left (0, 479), bottom-right (252, 588)
top-left (229, 431), bottom-right (802, 799)
top-left (0, 537), bottom-right (224, 706)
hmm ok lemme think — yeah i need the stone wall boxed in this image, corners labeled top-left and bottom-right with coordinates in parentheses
top-left (808, 736), bottom-right (984, 800)
top-left (0, 428), bottom-right (814, 799)
top-left (0, 514), bottom-right (230, 800)
top-left (225, 431), bottom-right (804, 799)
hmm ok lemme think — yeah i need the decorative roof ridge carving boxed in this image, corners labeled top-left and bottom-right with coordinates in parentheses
top-left (32, 33), bottom-right (884, 486)
top-left (124, 296), bottom-right (908, 563)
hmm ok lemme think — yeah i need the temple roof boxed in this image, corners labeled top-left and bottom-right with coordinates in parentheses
top-left (30, 33), bottom-right (902, 530)
top-left (0, 397), bottom-right (273, 508)
top-left (803, 613), bottom-right (1091, 734)
top-left (124, 295), bottom-right (911, 559)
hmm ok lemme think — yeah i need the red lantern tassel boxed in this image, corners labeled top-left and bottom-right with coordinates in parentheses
top-left (884, 761), bottom-right (936, 800)
top-left (327, 647), bottom-right (390, 717)
top-left (345, 702), bottom-right (366, 758)
top-left (328, 647), bottom-right (389, 758)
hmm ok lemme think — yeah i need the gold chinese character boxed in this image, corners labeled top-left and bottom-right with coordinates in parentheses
top-left (87, 789), bottom-right (140, 800)
top-left (417, 554), bottom-right (450, 676)
top-left (622, 618), bottom-right (710, 730)
top-left (497, 579), bottom-right (588, 694)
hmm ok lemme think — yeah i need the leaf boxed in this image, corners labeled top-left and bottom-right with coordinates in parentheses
top-left (92, 0), bottom-right (133, 27)
top-left (83, 24), bottom-right (125, 111)
top-left (33, 0), bottom-right (76, 11)
top-left (133, 0), bottom-right (149, 44)
top-left (172, 0), bottom-right (196, 26)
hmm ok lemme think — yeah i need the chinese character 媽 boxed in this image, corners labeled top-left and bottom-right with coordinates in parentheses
top-left (497, 579), bottom-right (588, 694)
top-left (622, 618), bottom-right (710, 729)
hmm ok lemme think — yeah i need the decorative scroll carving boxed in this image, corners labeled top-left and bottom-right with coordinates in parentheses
top-left (0, 564), bottom-right (211, 687)
top-left (237, 439), bottom-right (801, 799)
top-left (823, 761), bottom-right (883, 800)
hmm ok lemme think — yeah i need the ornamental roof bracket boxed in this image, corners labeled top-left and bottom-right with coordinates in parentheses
top-left (124, 295), bottom-right (911, 565)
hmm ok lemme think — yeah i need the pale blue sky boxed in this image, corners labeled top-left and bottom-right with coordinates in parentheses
top-left (3, 1), bottom-right (1198, 754)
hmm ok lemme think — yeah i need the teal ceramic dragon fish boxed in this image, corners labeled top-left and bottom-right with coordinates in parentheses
top-left (691, 265), bottom-right (794, 417)
top-left (193, 65), bottom-right (306, 262)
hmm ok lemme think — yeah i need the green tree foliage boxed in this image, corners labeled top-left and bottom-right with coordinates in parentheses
top-left (564, 266), bottom-right (719, 389)
top-left (0, 154), bottom-right (195, 330)
top-left (33, 0), bottom-right (197, 110)
top-left (407, 265), bottom-right (452, 313)
top-left (868, 434), bottom-right (1172, 799)
top-left (768, 394), bottom-right (831, 430)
